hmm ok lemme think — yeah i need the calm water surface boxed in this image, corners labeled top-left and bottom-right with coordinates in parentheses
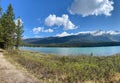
top-left (20, 46), bottom-right (120, 56)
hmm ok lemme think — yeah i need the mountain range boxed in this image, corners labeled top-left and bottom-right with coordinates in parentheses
top-left (23, 30), bottom-right (120, 47)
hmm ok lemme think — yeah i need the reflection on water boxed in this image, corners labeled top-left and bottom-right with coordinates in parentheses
top-left (20, 46), bottom-right (120, 56)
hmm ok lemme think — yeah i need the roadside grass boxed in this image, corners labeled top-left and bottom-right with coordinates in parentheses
top-left (4, 50), bottom-right (120, 83)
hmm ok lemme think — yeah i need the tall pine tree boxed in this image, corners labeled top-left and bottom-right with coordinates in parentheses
top-left (0, 3), bottom-right (23, 49)
top-left (1, 13), bottom-right (10, 49)
top-left (0, 6), bottom-right (3, 43)
top-left (15, 17), bottom-right (24, 49)
top-left (5, 4), bottom-right (16, 49)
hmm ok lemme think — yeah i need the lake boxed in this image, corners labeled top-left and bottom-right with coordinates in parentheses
top-left (20, 46), bottom-right (120, 56)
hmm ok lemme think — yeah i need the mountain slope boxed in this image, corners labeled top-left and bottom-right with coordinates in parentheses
top-left (23, 30), bottom-right (120, 47)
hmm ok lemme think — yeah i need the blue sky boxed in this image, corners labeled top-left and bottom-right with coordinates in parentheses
top-left (1, 0), bottom-right (120, 38)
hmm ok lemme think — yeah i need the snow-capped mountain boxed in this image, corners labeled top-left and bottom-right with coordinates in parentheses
top-left (23, 30), bottom-right (120, 47)
top-left (72, 30), bottom-right (120, 36)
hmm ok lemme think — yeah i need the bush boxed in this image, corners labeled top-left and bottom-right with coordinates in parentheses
top-left (4, 50), bottom-right (120, 83)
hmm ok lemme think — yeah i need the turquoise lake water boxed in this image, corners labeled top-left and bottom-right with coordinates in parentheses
top-left (20, 46), bottom-right (120, 56)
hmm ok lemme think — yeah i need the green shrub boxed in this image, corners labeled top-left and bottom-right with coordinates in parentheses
top-left (4, 50), bottom-right (120, 83)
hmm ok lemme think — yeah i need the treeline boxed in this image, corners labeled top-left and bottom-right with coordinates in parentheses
top-left (22, 42), bottom-right (120, 47)
top-left (0, 4), bottom-right (23, 49)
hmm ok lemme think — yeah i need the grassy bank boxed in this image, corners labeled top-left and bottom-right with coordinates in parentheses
top-left (4, 50), bottom-right (120, 83)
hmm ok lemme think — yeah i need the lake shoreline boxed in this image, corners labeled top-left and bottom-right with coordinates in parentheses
top-left (20, 46), bottom-right (120, 56)
top-left (4, 50), bottom-right (120, 83)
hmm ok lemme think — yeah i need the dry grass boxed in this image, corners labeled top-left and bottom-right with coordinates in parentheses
top-left (0, 51), bottom-right (40, 83)
top-left (4, 50), bottom-right (120, 83)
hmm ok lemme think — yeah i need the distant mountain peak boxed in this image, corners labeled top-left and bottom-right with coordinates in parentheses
top-left (76, 30), bottom-right (120, 36)
top-left (23, 30), bottom-right (120, 47)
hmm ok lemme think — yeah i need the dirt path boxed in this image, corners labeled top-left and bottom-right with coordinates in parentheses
top-left (0, 52), bottom-right (40, 83)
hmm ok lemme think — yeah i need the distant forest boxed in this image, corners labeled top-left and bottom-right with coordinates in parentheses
top-left (0, 4), bottom-right (23, 49)
top-left (22, 42), bottom-right (120, 47)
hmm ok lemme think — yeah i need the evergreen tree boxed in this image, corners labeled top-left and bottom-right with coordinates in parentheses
top-left (6, 4), bottom-right (15, 20)
top-left (0, 23), bottom-right (3, 42)
top-left (0, 3), bottom-right (23, 49)
top-left (15, 17), bottom-right (24, 49)
top-left (0, 13), bottom-right (9, 48)
top-left (5, 4), bottom-right (16, 49)
top-left (0, 7), bottom-right (3, 42)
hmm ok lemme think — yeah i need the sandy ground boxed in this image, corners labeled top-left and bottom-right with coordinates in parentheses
top-left (0, 52), bottom-right (40, 83)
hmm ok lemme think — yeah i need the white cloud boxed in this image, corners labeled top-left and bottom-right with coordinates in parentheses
top-left (32, 27), bottom-right (54, 34)
top-left (45, 14), bottom-right (77, 30)
top-left (44, 28), bottom-right (54, 33)
top-left (15, 18), bottom-right (23, 27)
top-left (56, 31), bottom-right (74, 37)
top-left (69, 0), bottom-right (114, 17)
top-left (107, 31), bottom-right (120, 35)
top-left (33, 27), bottom-right (43, 34)
top-left (56, 30), bottom-right (120, 37)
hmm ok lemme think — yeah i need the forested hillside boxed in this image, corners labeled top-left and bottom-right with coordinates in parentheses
top-left (23, 31), bottom-right (120, 47)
